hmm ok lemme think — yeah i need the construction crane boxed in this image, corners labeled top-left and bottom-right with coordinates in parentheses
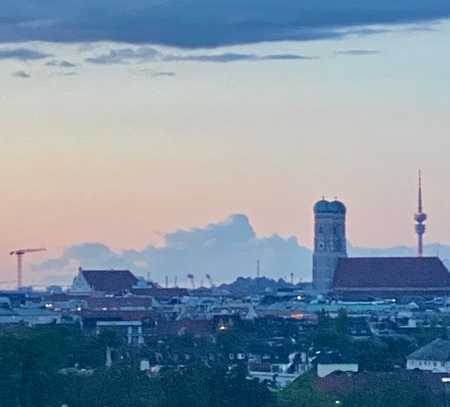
top-left (187, 273), bottom-right (196, 289)
top-left (205, 274), bottom-right (215, 288)
top-left (9, 248), bottom-right (46, 289)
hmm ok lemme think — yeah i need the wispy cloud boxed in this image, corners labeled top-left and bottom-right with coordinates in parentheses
top-left (46, 59), bottom-right (78, 68)
top-left (166, 53), bottom-right (313, 63)
top-left (12, 70), bottom-right (31, 78)
top-left (150, 71), bottom-right (176, 77)
top-left (336, 49), bottom-right (380, 56)
top-left (0, 48), bottom-right (50, 61)
top-left (85, 48), bottom-right (159, 64)
top-left (85, 47), bottom-right (313, 65)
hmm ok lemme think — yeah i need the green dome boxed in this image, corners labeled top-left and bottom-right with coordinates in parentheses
top-left (314, 199), bottom-right (330, 213)
top-left (314, 199), bottom-right (346, 214)
top-left (329, 200), bottom-right (346, 214)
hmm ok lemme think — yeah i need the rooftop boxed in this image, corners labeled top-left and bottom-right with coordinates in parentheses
top-left (408, 338), bottom-right (450, 362)
top-left (333, 257), bottom-right (450, 290)
top-left (81, 269), bottom-right (138, 293)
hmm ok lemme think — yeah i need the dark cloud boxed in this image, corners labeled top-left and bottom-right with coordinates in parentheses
top-left (336, 49), bottom-right (380, 56)
top-left (12, 70), bottom-right (31, 78)
top-left (45, 59), bottom-right (78, 67)
top-left (0, 47), bottom-right (50, 61)
top-left (1, 1), bottom-right (450, 47)
top-left (85, 47), bottom-right (311, 65)
top-left (85, 47), bottom-right (159, 64)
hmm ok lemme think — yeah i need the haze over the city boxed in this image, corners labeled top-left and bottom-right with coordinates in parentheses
top-left (2, 1), bottom-right (450, 286)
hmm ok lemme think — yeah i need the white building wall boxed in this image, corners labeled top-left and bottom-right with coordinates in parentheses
top-left (70, 272), bottom-right (92, 293)
top-left (406, 359), bottom-right (450, 373)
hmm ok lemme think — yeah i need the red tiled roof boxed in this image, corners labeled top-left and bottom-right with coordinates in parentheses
top-left (333, 257), bottom-right (450, 290)
top-left (81, 269), bottom-right (138, 293)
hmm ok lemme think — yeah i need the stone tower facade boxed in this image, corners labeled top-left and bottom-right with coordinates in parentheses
top-left (312, 199), bottom-right (347, 292)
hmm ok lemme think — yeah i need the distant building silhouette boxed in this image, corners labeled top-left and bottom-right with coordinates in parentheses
top-left (311, 176), bottom-right (450, 297)
top-left (312, 199), bottom-right (347, 291)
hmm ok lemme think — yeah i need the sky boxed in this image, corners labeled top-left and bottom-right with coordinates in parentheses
top-left (1, 1), bottom-right (450, 287)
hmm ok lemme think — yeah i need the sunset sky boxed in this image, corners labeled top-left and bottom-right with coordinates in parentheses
top-left (2, 2), bottom-right (450, 286)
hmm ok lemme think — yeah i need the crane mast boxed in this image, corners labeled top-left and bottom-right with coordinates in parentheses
top-left (9, 248), bottom-right (46, 289)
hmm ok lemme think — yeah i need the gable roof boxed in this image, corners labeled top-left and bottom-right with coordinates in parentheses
top-left (333, 257), bottom-right (450, 290)
top-left (81, 269), bottom-right (138, 293)
top-left (408, 339), bottom-right (450, 361)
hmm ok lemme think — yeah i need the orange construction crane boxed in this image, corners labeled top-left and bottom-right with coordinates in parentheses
top-left (9, 248), bottom-right (46, 289)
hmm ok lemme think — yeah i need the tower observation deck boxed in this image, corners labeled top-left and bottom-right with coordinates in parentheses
top-left (414, 170), bottom-right (427, 257)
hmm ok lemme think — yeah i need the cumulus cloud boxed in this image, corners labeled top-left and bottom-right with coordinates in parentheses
top-left (0, 47), bottom-right (50, 61)
top-left (31, 214), bottom-right (450, 287)
top-left (32, 214), bottom-right (312, 285)
top-left (1, 1), bottom-right (449, 47)
top-left (12, 70), bottom-right (31, 78)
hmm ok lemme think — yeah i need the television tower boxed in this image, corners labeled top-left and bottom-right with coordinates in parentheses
top-left (414, 170), bottom-right (427, 257)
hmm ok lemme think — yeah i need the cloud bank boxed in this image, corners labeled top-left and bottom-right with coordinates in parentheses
top-left (32, 214), bottom-right (312, 285)
top-left (32, 213), bottom-right (450, 287)
top-left (1, 1), bottom-right (450, 47)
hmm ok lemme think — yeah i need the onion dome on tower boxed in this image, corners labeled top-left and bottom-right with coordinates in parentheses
top-left (313, 199), bottom-right (347, 214)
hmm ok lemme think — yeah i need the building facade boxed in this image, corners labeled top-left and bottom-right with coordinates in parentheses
top-left (407, 339), bottom-right (450, 373)
top-left (312, 199), bottom-right (347, 291)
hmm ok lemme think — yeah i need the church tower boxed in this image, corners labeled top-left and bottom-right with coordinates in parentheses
top-left (312, 199), bottom-right (347, 291)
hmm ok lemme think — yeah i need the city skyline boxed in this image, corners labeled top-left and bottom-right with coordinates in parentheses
top-left (3, 3), bottom-right (450, 405)
top-left (2, 15), bottom-right (450, 285)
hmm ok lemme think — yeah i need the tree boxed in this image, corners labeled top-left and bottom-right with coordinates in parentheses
top-left (278, 375), bottom-right (335, 407)
top-left (336, 308), bottom-right (349, 336)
